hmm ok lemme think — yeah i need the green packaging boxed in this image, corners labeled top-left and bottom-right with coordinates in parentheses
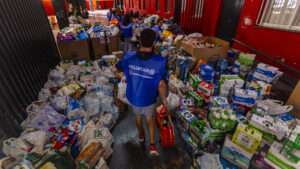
top-left (187, 91), bottom-right (203, 108)
top-left (189, 73), bottom-right (202, 88)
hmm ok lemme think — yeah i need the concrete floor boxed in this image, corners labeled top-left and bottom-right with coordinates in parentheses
top-left (107, 107), bottom-right (192, 169)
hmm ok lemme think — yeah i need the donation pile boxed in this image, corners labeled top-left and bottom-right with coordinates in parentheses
top-left (148, 38), bottom-right (298, 169)
top-left (0, 59), bottom-right (121, 169)
top-left (57, 23), bottom-right (120, 42)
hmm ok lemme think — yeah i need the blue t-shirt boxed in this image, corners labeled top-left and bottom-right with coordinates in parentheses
top-left (121, 51), bottom-right (167, 107)
top-left (120, 22), bottom-right (133, 37)
top-left (152, 26), bottom-right (163, 42)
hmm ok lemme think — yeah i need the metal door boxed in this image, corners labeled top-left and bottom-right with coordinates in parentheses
top-left (217, 0), bottom-right (245, 43)
top-left (178, 0), bottom-right (205, 34)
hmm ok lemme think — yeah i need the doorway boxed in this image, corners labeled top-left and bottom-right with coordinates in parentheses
top-left (217, 0), bottom-right (245, 44)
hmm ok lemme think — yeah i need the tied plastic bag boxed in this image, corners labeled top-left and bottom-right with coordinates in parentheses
top-left (187, 32), bottom-right (203, 38)
top-left (66, 65), bottom-right (80, 81)
top-left (9, 138), bottom-right (29, 159)
top-left (117, 77), bottom-right (130, 104)
top-left (98, 139), bottom-right (113, 159)
top-left (44, 80), bottom-right (57, 89)
top-left (257, 99), bottom-right (293, 115)
top-left (197, 153), bottom-right (223, 169)
top-left (30, 105), bottom-right (66, 133)
top-left (67, 98), bottom-right (85, 119)
top-left (38, 89), bottom-right (51, 102)
top-left (96, 158), bottom-right (109, 169)
top-left (167, 92), bottom-right (180, 111)
top-left (21, 130), bottom-right (47, 155)
top-left (51, 96), bottom-right (68, 111)
top-left (21, 101), bottom-right (45, 130)
top-left (82, 90), bottom-right (102, 116)
top-left (99, 113), bottom-right (116, 130)
top-left (48, 70), bottom-right (65, 82)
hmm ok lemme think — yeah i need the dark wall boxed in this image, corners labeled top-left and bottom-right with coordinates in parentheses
top-left (0, 0), bottom-right (60, 149)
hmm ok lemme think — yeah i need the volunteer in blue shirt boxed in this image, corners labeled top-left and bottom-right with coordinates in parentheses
top-left (112, 28), bottom-right (167, 156)
top-left (120, 14), bottom-right (134, 52)
top-left (107, 8), bottom-right (112, 22)
top-left (152, 18), bottom-right (165, 43)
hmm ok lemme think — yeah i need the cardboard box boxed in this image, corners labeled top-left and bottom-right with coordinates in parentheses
top-left (112, 51), bottom-right (124, 59)
top-left (221, 135), bottom-right (255, 169)
top-left (58, 39), bottom-right (90, 61)
top-left (180, 36), bottom-right (229, 69)
top-left (91, 36), bottom-right (120, 60)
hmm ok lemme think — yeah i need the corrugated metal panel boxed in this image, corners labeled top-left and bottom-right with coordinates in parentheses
top-left (0, 0), bottom-right (60, 151)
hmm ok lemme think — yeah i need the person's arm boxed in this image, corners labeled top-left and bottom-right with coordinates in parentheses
top-left (158, 80), bottom-right (167, 106)
top-left (132, 22), bottom-right (137, 33)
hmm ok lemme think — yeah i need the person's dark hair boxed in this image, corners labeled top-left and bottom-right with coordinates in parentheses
top-left (112, 10), bottom-right (116, 15)
top-left (134, 11), bottom-right (139, 18)
top-left (122, 14), bottom-right (131, 26)
top-left (156, 17), bottom-right (164, 25)
top-left (130, 10), bottom-right (134, 17)
top-left (140, 28), bottom-right (156, 47)
top-left (109, 8), bottom-right (112, 12)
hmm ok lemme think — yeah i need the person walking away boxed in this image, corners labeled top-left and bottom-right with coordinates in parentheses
top-left (111, 28), bottom-right (167, 156)
top-left (120, 14), bottom-right (133, 52)
top-left (107, 8), bottom-right (113, 22)
top-left (152, 18), bottom-right (165, 43)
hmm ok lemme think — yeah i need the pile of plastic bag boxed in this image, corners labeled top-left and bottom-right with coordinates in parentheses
top-left (1, 60), bottom-right (118, 169)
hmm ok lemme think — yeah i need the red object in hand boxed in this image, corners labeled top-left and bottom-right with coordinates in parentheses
top-left (155, 105), bottom-right (175, 148)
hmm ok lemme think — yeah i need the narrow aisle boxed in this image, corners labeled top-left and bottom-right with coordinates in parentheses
top-left (107, 108), bottom-right (192, 169)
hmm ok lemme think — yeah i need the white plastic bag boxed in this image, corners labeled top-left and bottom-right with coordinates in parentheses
top-left (117, 77), bottom-right (130, 104)
top-left (257, 99), bottom-right (293, 115)
top-left (9, 138), bottom-right (29, 159)
top-left (187, 32), bottom-right (203, 38)
top-left (2, 138), bottom-right (15, 156)
top-left (100, 113), bottom-right (116, 130)
top-left (96, 158), bottom-right (109, 169)
top-left (21, 130), bottom-right (47, 155)
top-left (167, 92), bottom-right (180, 111)
top-left (38, 89), bottom-right (51, 102)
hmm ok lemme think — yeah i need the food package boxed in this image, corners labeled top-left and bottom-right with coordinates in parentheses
top-left (198, 64), bottom-right (215, 84)
top-left (252, 63), bottom-right (282, 84)
top-left (52, 129), bottom-right (77, 149)
top-left (65, 118), bottom-right (84, 133)
top-left (210, 96), bottom-right (230, 107)
top-left (30, 105), bottom-right (66, 133)
top-left (189, 120), bottom-right (210, 146)
top-left (76, 141), bottom-right (102, 164)
top-left (197, 81), bottom-right (214, 100)
top-left (221, 135), bottom-right (255, 169)
top-left (280, 125), bottom-right (300, 163)
top-left (247, 81), bottom-right (272, 97)
top-left (265, 141), bottom-right (300, 169)
top-left (176, 109), bottom-right (197, 131)
top-left (219, 75), bottom-right (244, 97)
top-left (188, 73), bottom-right (202, 88)
top-left (249, 114), bottom-right (290, 140)
top-left (179, 98), bottom-right (195, 109)
top-left (232, 123), bottom-right (262, 154)
top-left (187, 91), bottom-right (203, 108)
top-left (232, 88), bottom-right (257, 115)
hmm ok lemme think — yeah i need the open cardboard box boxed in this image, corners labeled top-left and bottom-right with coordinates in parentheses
top-left (91, 35), bottom-right (120, 60)
top-left (58, 39), bottom-right (90, 61)
top-left (180, 36), bottom-right (229, 69)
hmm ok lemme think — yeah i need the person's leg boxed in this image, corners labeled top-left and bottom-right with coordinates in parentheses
top-left (135, 115), bottom-right (144, 136)
top-left (145, 115), bottom-right (155, 144)
top-left (124, 37), bottom-right (129, 52)
top-left (128, 38), bottom-right (132, 51)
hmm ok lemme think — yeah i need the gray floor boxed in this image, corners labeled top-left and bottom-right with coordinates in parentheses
top-left (107, 104), bottom-right (192, 169)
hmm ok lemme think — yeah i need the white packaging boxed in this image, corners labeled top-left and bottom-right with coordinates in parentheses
top-left (233, 88), bottom-right (257, 107)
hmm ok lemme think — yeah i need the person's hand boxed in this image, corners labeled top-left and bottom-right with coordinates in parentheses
top-left (162, 98), bottom-right (167, 107)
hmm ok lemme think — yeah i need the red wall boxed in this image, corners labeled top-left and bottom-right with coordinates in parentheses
top-left (124, 0), bottom-right (174, 19)
top-left (200, 0), bottom-right (222, 36)
top-left (233, 0), bottom-right (300, 77)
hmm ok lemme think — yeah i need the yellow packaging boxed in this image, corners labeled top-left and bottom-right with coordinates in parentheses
top-left (232, 122), bottom-right (262, 154)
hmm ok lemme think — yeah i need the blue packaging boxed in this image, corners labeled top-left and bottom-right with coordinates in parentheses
top-left (198, 64), bottom-right (215, 84)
